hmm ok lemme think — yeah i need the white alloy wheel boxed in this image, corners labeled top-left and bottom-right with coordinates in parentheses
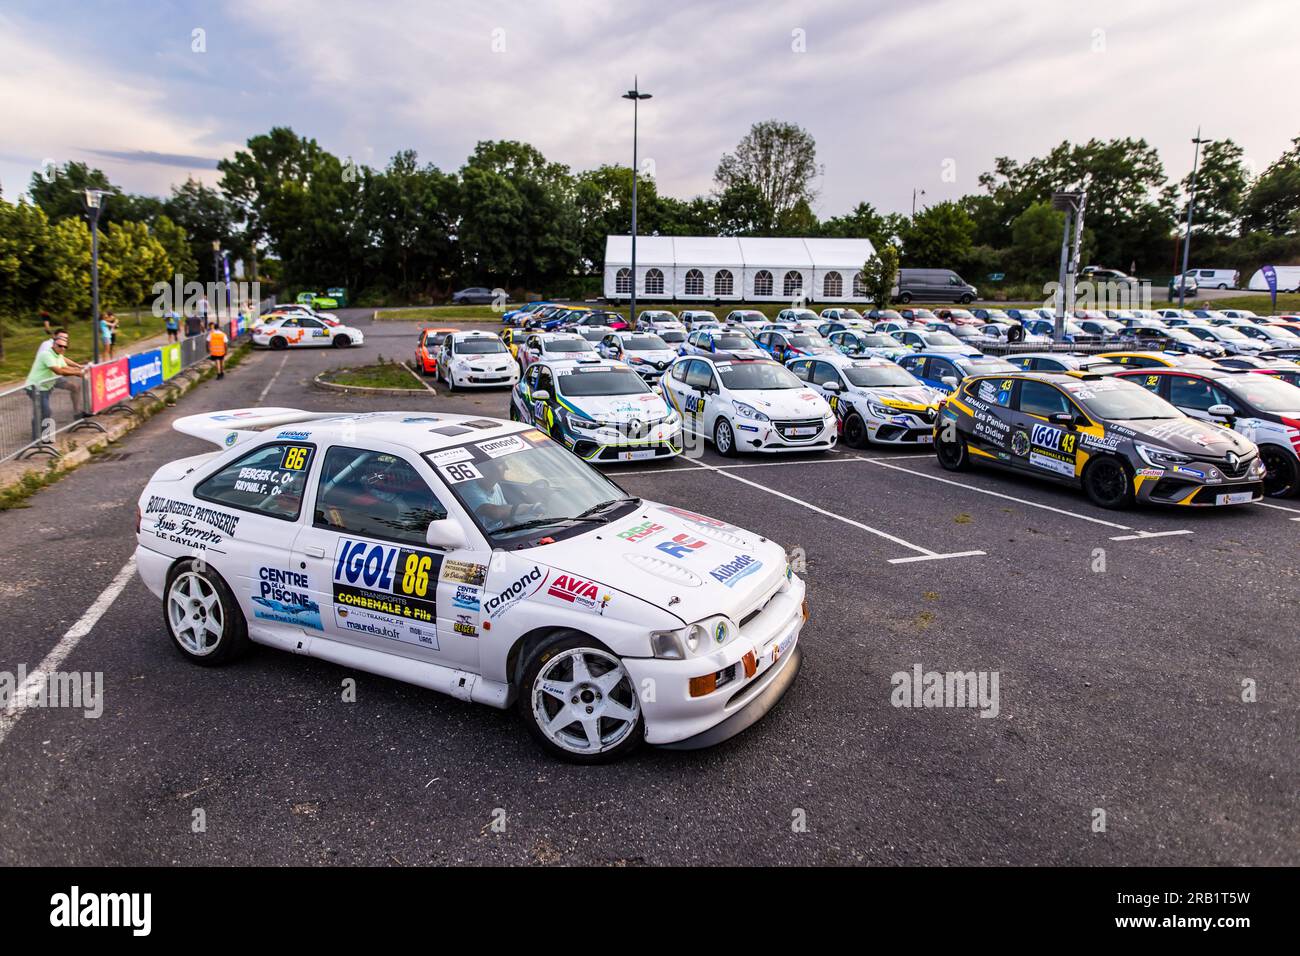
top-left (167, 571), bottom-right (225, 656)
top-left (531, 647), bottom-right (640, 755)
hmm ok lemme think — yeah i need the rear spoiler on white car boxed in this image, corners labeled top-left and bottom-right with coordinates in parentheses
top-left (173, 407), bottom-right (337, 448)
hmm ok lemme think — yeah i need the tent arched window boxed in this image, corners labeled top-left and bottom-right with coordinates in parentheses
top-left (615, 268), bottom-right (632, 295)
top-left (684, 269), bottom-right (704, 296)
top-left (783, 270), bottom-right (803, 297)
top-left (823, 271), bottom-right (843, 297)
top-left (753, 270), bottom-right (774, 297)
top-left (714, 269), bottom-right (734, 296)
top-left (645, 268), bottom-right (665, 295)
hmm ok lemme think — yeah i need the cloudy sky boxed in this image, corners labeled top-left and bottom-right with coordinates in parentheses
top-left (1, 0), bottom-right (1296, 217)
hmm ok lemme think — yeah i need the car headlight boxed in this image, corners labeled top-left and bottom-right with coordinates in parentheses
top-left (568, 416), bottom-right (601, 431)
top-left (1135, 442), bottom-right (1192, 468)
top-left (627, 355), bottom-right (644, 364)
top-left (867, 401), bottom-right (895, 418)
top-left (1251, 456), bottom-right (1266, 477)
top-left (662, 409), bottom-right (680, 427)
top-left (733, 400), bottom-right (770, 422)
top-left (649, 615), bottom-right (736, 659)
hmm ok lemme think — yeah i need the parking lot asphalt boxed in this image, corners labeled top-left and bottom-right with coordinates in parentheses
top-left (1, 310), bottom-right (1296, 865)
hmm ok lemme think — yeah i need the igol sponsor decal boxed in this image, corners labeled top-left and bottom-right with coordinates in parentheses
top-left (710, 554), bottom-right (763, 587)
top-left (483, 566), bottom-right (547, 619)
top-left (332, 538), bottom-right (440, 622)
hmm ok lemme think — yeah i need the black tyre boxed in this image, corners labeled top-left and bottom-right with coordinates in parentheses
top-left (935, 430), bottom-right (970, 471)
top-left (269, 336), bottom-right (288, 351)
top-left (1082, 456), bottom-right (1135, 509)
top-left (898, 292), bottom-right (912, 304)
top-left (163, 559), bottom-right (250, 666)
top-left (959, 293), bottom-right (974, 304)
top-left (844, 413), bottom-right (868, 449)
top-left (518, 633), bottom-right (643, 764)
top-left (713, 416), bottom-right (739, 457)
top-left (1260, 445), bottom-right (1298, 498)
top-left (332, 334), bottom-right (351, 348)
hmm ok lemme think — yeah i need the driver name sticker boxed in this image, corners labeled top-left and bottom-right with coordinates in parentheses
top-left (477, 435), bottom-right (528, 458)
top-left (439, 461), bottom-right (482, 484)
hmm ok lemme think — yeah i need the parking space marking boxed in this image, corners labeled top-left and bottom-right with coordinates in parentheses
top-left (1255, 501), bottom-right (1300, 521)
top-left (1108, 530), bottom-right (1196, 541)
top-left (678, 458), bottom-right (985, 563)
top-left (256, 352), bottom-right (290, 405)
top-left (0, 556), bottom-right (136, 747)
top-left (604, 451), bottom-right (937, 478)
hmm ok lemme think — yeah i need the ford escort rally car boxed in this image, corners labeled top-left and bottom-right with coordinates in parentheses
top-left (934, 372), bottom-right (1264, 508)
top-left (510, 358), bottom-right (682, 463)
top-left (135, 408), bottom-right (804, 762)
top-left (788, 353), bottom-right (941, 448)
top-left (253, 314), bottom-right (364, 350)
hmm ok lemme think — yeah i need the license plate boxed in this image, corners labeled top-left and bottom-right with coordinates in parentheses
top-left (1216, 491), bottom-right (1253, 505)
top-left (617, 449), bottom-right (657, 461)
top-left (786, 426), bottom-right (818, 436)
top-left (917, 433), bottom-right (934, 444)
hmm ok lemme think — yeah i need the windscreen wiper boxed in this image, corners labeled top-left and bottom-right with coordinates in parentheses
top-left (574, 496), bottom-right (640, 521)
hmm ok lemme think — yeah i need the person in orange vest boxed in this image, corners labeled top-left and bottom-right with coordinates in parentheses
top-left (207, 320), bottom-right (228, 379)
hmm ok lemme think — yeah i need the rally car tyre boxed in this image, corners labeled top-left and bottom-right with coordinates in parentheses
top-left (1259, 445), bottom-right (1298, 498)
top-left (443, 367), bottom-right (457, 392)
top-left (935, 431), bottom-right (970, 471)
top-left (519, 633), bottom-right (644, 764)
top-left (332, 334), bottom-right (351, 348)
top-left (843, 412), bottom-right (868, 449)
top-left (713, 417), bottom-right (738, 457)
top-left (269, 336), bottom-right (288, 350)
top-left (163, 559), bottom-right (249, 666)
top-left (1082, 456), bottom-right (1135, 510)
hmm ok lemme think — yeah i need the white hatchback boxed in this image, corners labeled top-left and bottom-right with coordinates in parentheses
top-left (135, 408), bottom-right (805, 762)
top-left (252, 314), bottom-right (364, 349)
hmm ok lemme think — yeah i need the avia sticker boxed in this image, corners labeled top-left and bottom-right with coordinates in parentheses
top-left (546, 573), bottom-right (611, 614)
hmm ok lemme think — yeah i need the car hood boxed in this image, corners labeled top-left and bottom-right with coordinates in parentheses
top-left (563, 391), bottom-right (670, 422)
top-left (731, 387), bottom-right (831, 418)
top-left (1116, 418), bottom-right (1255, 457)
top-left (854, 384), bottom-right (941, 411)
top-left (625, 350), bottom-right (678, 367)
top-left (713, 347), bottom-right (768, 360)
top-left (529, 502), bottom-right (791, 625)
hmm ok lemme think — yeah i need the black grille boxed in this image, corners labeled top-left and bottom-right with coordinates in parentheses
top-left (773, 418), bottom-right (824, 439)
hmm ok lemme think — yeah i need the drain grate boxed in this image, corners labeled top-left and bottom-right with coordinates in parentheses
top-left (93, 452), bottom-right (134, 462)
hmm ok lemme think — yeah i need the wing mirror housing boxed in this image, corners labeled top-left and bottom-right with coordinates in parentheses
top-left (425, 518), bottom-right (469, 550)
top-left (532, 389), bottom-right (551, 401)
top-left (941, 376), bottom-right (959, 388)
top-left (822, 380), bottom-right (842, 392)
top-left (1208, 403), bottom-right (1236, 420)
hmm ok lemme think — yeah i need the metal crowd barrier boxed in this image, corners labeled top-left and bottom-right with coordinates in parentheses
top-left (2, 312), bottom-right (256, 464)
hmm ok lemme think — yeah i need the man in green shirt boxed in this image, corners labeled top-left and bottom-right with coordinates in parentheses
top-left (25, 329), bottom-right (85, 442)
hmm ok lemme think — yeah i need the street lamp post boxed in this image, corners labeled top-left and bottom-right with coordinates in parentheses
top-left (211, 240), bottom-right (221, 326)
top-left (84, 189), bottom-right (105, 365)
top-left (912, 188), bottom-right (926, 219)
top-left (622, 79), bottom-right (651, 327)
top-left (1178, 128), bottom-right (1208, 309)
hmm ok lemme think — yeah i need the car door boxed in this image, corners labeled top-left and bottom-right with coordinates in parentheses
top-left (189, 439), bottom-right (322, 652)
top-left (681, 359), bottom-right (716, 432)
top-left (663, 360), bottom-right (697, 433)
top-left (1008, 379), bottom-right (1080, 480)
top-left (927, 356), bottom-right (961, 392)
top-left (294, 442), bottom-right (486, 671)
top-left (897, 354), bottom-right (928, 385)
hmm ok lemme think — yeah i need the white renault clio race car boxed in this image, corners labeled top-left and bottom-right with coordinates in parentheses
top-left (661, 356), bottom-right (836, 456)
top-left (252, 314), bottom-right (364, 349)
top-left (787, 353), bottom-right (943, 448)
top-left (135, 408), bottom-right (804, 762)
top-left (436, 329), bottom-right (519, 390)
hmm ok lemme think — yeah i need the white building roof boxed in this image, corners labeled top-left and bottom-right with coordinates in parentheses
top-left (603, 235), bottom-right (876, 270)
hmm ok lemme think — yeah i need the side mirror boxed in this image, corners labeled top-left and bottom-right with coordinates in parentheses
top-left (1049, 412), bottom-right (1075, 427)
top-left (425, 518), bottom-right (468, 551)
top-left (941, 376), bottom-right (959, 388)
top-left (532, 389), bottom-right (551, 401)
top-left (822, 380), bottom-right (842, 392)
top-left (1208, 403), bottom-right (1236, 419)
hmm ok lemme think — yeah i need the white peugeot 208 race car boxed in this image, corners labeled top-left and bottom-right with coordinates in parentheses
top-left (661, 355), bottom-right (836, 456)
top-left (135, 408), bottom-right (805, 762)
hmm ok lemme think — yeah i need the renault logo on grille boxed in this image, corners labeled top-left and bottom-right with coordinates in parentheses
top-left (1227, 452), bottom-right (1238, 467)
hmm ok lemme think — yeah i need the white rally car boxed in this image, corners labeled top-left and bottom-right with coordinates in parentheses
top-left (595, 331), bottom-right (680, 383)
top-left (787, 353), bottom-right (942, 448)
top-left (510, 358), bottom-right (682, 463)
top-left (661, 356), bottom-right (836, 456)
top-left (435, 330), bottom-right (519, 390)
top-left (252, 313), bottom-right (364, 349)
top-left (135, 408), bottom-right (803, 762)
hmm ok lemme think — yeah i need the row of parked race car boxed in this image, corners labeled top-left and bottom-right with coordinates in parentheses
top-left (412, 303), bottom-right (1300, 507)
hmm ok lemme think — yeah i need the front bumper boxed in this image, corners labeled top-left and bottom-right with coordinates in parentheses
top-left (1134, 460), bottom-right (1265, 507)
top-left (449, 366), bottom-right (519, 387)
top-left (565, 422), bottom-right (683, 462)
top-left (733, 415), bottom-right (836, 453)
top-left (622, 575), bottom-right (806, 746)
top-left (867, 411), bottom-right (937, 445)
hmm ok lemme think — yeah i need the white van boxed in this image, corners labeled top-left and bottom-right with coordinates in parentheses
top-left (1181, 268), bottom-right (1238, 290)
top-left (1247, 266), bottom-right (1300, 293)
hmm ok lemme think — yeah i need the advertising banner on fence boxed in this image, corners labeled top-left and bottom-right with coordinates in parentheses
top-left (89, 358), bottom-right (131, 413)
top-left (128, 349), bottom-right (164, 395)
top-left (161, 342), bottom-right (182, 380)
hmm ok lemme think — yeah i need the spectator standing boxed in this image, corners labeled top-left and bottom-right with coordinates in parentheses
top-left (24, 329), bottom-right (85, 442)
top-left (164, 309), bottom-right (180, 342)
top-left (185, 307), bottom-right (202, 338)
top-left (207, 320), bottom-right (228, 379)
top-left (98, 312), bottom-right (114, 360)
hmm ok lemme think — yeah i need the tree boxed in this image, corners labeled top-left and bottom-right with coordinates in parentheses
top-left (901, 201), bottom-right (975, 267)
top-left (714, 120), bottom-right (820, 233)
top-left (150, 214), bottom-right (197, 282)
top-left (366, 150), bottom-right (459, 296)
top-left (98, 221), bottom-right (172, 311)
top-left (1241, 135), bottom-right (1300, 235)
top-left (820, 202), bottom-right (886, 242)
top-left (1009, 202), bottom-right (1065, 279)
top-left (163, 178), bottom-right (241, 282)
top-left (715, 182), bottom-right (772, 236)
top-left (1180, 139), bottom-right (1248, 236)
top-left (28, 161), bottom-right (121, 224)
top-left (859, 244), bottom-right (900, 308)
top-left (41, 218), bottom-right (92, 320)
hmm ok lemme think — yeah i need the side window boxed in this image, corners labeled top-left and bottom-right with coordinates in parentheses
top-left (1133, 373), bottom-right (1162, 393)
top-left (811, 362), bottom-right (840, 387)
top-left (671, 361), bottom-right (689, 383)
top-left (537, 367), bottom-right (555, 395)
top-left (1168, 375), bottom-right (1222, 411)
top-left (972, 377), bottom-right (1015, 408)
top-left (195, 442), bottom-right (317, 521)
top-left (684, 361), bottom-right (713, 390)
top-left (526, 365), bottom-right (540, 388)
top-left (1017, 381), bottom-right (1070, 417)
top-left (900, 355), bottom-right (926, 377)
top-left (444, 335), bottom-right (454, 352)
top-left (930, 357), bottom-right (956, 380)
top-left (314, 446), bottom-right (447, 546)
top-left (788, 360), bottom-right (812, 381)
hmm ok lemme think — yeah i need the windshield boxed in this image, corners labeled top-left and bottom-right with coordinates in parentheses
top-left (874, 310), bottom-right (903, 320)
top-left (844, 364), bottom-right (921, 388)
top-left (854, 334), bottom-right (899, 348)
top-left (557, 368), bottom-right (650, 397)
top-left (1213, 327), bottom-right (1248, 340)
top-left (457, 339), bottom-right (508, 354)
top-left (545, 339), bottom-right (593, 353)
top-left (788, 334), bottom-right (829, 348)
top-left (1225, 375), bottom-right (1300, 413)
top-left (659, 330), bottom-right (686, 344)
top-left (717, 361), bottom-right (802, 390)
top-left (838, 310), bottom-right (864, 321)
top-left (714, 334), bottom-right (756, 350)
top-left (959, 357), bottom-right (1018, 374)
top-left (426, 435), bottom-right (633, 541)
top-left (925, 332), bottom-right (962, 347)
top-left (1063, 379), bottom-right (1182, 420)
top-left (623, 335), bottom-right (668, 351)
top-left (1165, 328), bottom-right (1199, 343)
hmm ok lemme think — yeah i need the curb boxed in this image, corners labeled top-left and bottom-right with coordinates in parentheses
top-left (312, 369), bottom-right (430, 397)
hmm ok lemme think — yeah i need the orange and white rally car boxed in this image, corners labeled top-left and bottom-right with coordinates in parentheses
top-left (414, 327), bottom-right (462, 373)
top-left (253, 313), bottom-right (364, 350)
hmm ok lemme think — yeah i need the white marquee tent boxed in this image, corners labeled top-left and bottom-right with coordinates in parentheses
top-left (603, 235), bottom-right (878, 303)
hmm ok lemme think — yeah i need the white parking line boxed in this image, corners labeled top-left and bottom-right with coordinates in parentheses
top-left (256, 352), bottom-right (290, 405)
top-left (604, 451), bottom-right (937, 478)
top-left (678, 458), bottom-right (985, 564)
top-left (1108, 530), bottom-right (1196, 541)
top-left (0, 556), bottom-right (137, 747)
top-left (1255, 501), bottom-right (1300, 521)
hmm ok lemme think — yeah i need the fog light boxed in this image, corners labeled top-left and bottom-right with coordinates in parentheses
top-left (801, 599), bottom-right (809, 621)
top-left (689, 673), bottom-right (717, 698)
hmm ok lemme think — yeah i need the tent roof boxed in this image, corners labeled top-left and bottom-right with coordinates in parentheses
top-left (604, 235), bottom-right (876, 269)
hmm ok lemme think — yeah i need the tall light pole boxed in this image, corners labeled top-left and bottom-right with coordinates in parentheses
top-left (211, 240), bottom-right (221, 324)
top-left (622, 79), bottom-right (651, 325)
top-left (1178, 128), bottom-right (1208, 308)
top-left (912, 188), bottom-right (926, 219)
top-left (84, 189), bottom-right (105, 365)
